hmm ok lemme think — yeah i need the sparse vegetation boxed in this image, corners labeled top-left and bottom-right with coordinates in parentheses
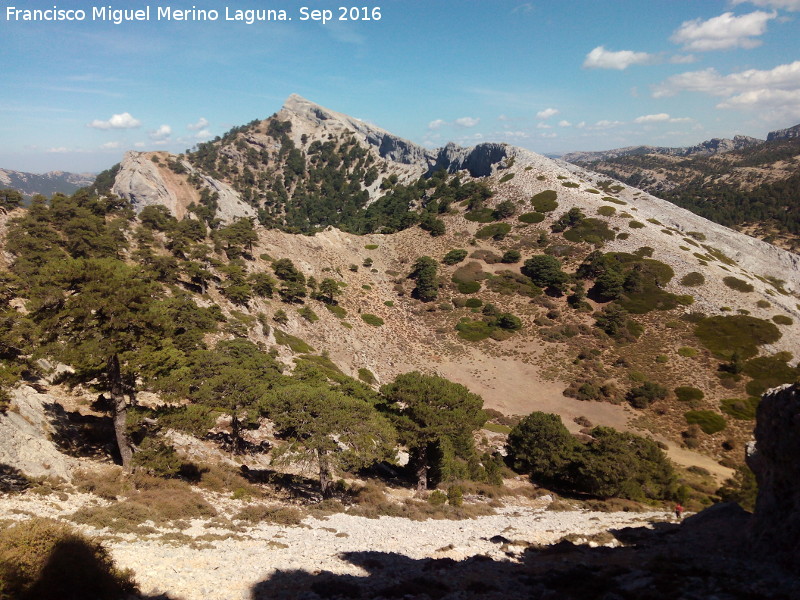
top-left (684, 410), bottom-right (726, 434)
top-left (723, 277), bottom-right (754, 293)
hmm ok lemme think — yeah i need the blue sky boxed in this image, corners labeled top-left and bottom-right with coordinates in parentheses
top-left (2, 0), bottom-right (799, 172)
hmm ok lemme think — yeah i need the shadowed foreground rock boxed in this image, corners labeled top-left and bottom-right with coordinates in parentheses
top-left (747, 383), bottom-right (800, 568)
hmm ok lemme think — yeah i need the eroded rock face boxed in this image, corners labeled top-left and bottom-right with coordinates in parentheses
top-left (746, 383), bottom-right (800, 565)
top-left (0, 386), bottom-right (78, 481)
top-left (432, 143), bottom-right (508, 177)
top-left (112, 151), bottom-right (179, 214)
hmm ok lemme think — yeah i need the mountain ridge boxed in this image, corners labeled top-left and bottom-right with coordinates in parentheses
top-left (0, 167), bottom-right (94, 198)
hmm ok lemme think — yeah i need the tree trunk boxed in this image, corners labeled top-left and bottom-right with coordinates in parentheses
top-left (318, 448), bottom-right (333, 498)
top-left (108, 354), bottom-right (134, 470)
top-left (414, 446), bottom-right (428, 492)
top-left (231, 408), bottom-right (242, 456)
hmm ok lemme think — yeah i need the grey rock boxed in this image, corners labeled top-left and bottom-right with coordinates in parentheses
top-left (747, 383), bottom-right (800, 566)
top-left (766, 123), bottom-right (800, 142)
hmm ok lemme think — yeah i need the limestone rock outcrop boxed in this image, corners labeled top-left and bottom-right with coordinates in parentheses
top-left (746, 383), bottom-right (800, 566)
top-left (112, 151), bottom-right (254, 224)
top-left (766, 123), bottom-right (800, 142)
top-left (0, 386), bottom-right (78, 481)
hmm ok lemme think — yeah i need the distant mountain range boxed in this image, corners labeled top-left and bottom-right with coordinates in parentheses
top-left (0, 168), bottom-right (95, 198)
top-left (563, 124), bottom-right (800, 251)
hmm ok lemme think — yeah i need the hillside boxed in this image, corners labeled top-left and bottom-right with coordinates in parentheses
top-left (1, 94), bottom-right (800, 598)
top-left (563, 125), bottom-right (800, 251)
top-left (15, 95), bottom-right (792, 473)
top-left (0, 167), bottom-right (94, 198)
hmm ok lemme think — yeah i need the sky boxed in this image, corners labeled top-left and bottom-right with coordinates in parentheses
top-left (1, 0), bottom-right (799, 173)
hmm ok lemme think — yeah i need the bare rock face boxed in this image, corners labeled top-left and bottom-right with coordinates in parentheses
top-left (112, 151), bottom-right (178, 214)
top-left (112, 151), bottom-right (255, 224)
top-left (432, 142), bottom-right (509, 177)
top-left (766, 123), bottom-right (800, 142)
top-left (0, 386), bottom-right (78, 481)
top-left (746, 383), bottom-right (800, 566)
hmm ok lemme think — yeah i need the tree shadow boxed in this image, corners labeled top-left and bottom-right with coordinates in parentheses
top-left (0, 463), bottom-right (30, 492)
top-left (247, 504), bottom-right (799, 600)
top-left (239, 466), bottom-right (321, 500)
top-left (42, 401), bottom-right (119, 462)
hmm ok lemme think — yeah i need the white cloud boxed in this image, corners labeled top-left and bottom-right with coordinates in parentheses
top-left (46, 147), bottom-right (70, 153)
top-left (536, 122), bottom-right (552, 129)
top-left (100, 141), bottom-right (121, 149)
top-left (669, 117), bottom-right (694, 123)
top-left (583, 46), bottom-right (655, 70)
top-left (653, 60), bottom-right (800, 122)
top-left (149, 124), bottom-right (172, 140)
top-left (134, 142), bottom-right (146, 148)
top-left (670, 11), bottom-right (776, 51)
top-left (512, 3), bottom-right (533, 14)
top-left (540, 132), bottom-right (557, 138)
top-left (653, 60), bottom-right (800, 97)
top-left (732, 0), bottom-right (800, 11)
top-left (455, 117), bottom-right (480, 127)
top-left (670, 54), bottom-right (697, 64)
top-left (558, 120), bottom-right (572, 127)
top-left (634, 113), bottom-right (671, 123)
top-left (591, 120), bottom-right (624, 129)
top-left (187, 117), bottom-right (209, 131)
top-left (87, 112), bottom-right (141, 130)
top-left (496, 130), bottom-right (530, 139)
top-left (576, 121), bottom-right (586, 129)
top-left (536, 107), bottom-right (559, 119)
top-left (194, 129), bottom-right (213, 141)
top-left (497, 114), bottom-right (509, 121)
top-left (428, 119), bottom-right (446, 130)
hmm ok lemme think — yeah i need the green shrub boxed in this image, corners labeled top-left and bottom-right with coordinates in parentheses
top-left (677, 347), bottom-right (698, 358)
top-left (602, 196), bottom-right (627, 205)
top-left (531, 190), bottom-right (558, 212)
top-left (561, 181), bottom-right (579, 188)
top-left (131, 437), bottom-right (183, 478)
top-left (501, 250), bottom-right (521, 263)
top-left (464, 298), bottom-right (483, 308)
top-left (325, 304), bottom-right (347, 318)
top-left (364, 244), bottom-right (379, 250)
top-left (299, 306), bottom-right (318, 322)
top-left (680, 272), bottom-right (705, 287)
top-left (156, 404), bottom-right (218, 437)
top-left (274, 329), bottom-right (314, 353)
top-left (723, 277), bottom-right (754, 293)
top-left (234, 504), bottom-right (303, 525)
top-left (563, 218), bottom-right (616, 245)
top-left (428, 490), bottom-right (447, 506)
top-left (629, 221), bottom-right (645, 229)
top-left (442, 249), bottom-right (468, 265)
top-left (627, 381), bottom-right (668, 409)
top-left (684, 410), bottom-right (726, 434)
top-left (597, 206), bottom-right (616, 217)
top-left (447, 486), bottom-right (464, 507)
top-left (475, 223), bottom-right (511, 240)
top-left (720, 397), bottom-right (759, 420)
top-left (586, 188), bottom-right (600, 194)
top-left (506, 413), bottom-right (675, 501)
top-left (457, 281), bottom-right (481, 294)
top-left (742, 353), bottom-right (800, 396)
top-left (518, 212), bottom-right (545, 224)
top-left (674, 386), bottom-right (704, 403)
top-left (358, 368), bottom-right (377, 385)
top-left (464, 208), bottom-right (496, 223)
top-left (0, 518), bottom-right (137, 600)
top-left (773, 314), bottom-right (793, 325)
top-left (360, 314), bottom-right (384, 327)
top-left (498, 173), bottom-right (515, 183)
top-left (455, 319), bottom-right (493, 341)
top-left (694, 315), bottom-right (781, 360)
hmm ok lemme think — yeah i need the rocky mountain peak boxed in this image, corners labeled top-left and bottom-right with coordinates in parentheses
top-left (766, 123), bottom-right (800, 142)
